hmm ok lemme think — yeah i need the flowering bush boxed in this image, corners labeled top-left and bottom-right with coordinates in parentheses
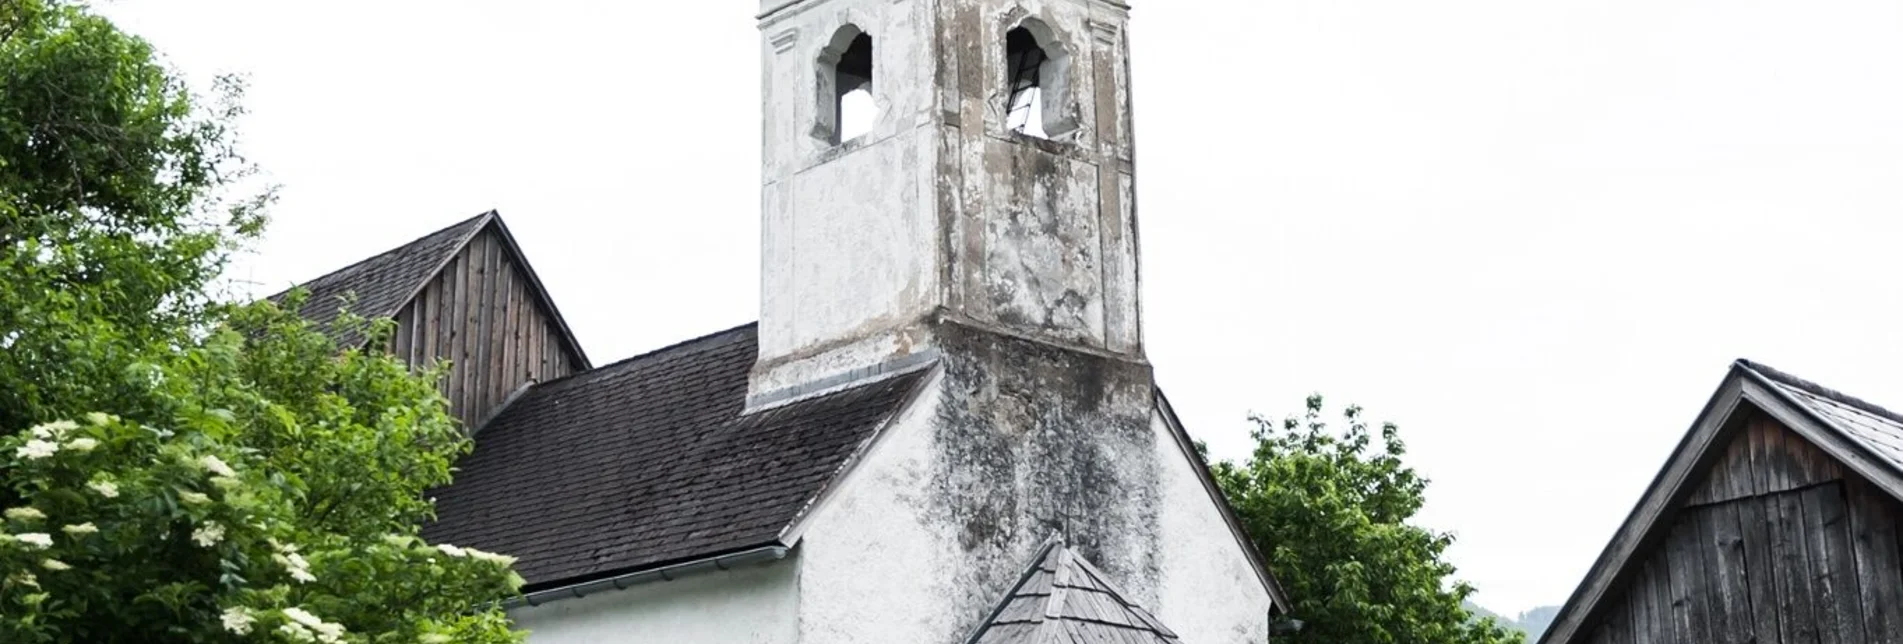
top-left (0, 407), bottom-right (523, 643)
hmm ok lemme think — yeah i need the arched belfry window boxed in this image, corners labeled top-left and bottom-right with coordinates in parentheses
top-left (817, 26), bottom-right (876, 144)
top-left (1004, 20), bottom-right (1072, 139)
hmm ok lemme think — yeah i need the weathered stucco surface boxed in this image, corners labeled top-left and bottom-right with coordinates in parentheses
top-left (794, 329), bottom-right (1275, 643)
top-left (753, 0), bottom-right (1143, 403)
top-left (1152, 408), bottom-right (1278, 643)
top-left (508, 560), bottom-right (798, 644)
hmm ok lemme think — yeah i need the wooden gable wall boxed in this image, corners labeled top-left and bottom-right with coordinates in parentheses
top-left (389, 226), bottom-right (582, 429)
top-left (1579, 413), bottom-right (1903, 644)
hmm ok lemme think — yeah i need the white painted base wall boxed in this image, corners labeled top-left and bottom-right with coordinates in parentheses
top-left (509, 561), bottom-right (798, 644)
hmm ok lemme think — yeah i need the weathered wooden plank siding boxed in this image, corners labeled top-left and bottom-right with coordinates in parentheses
top-left (388, 229), bottom-right (581, 429)
top-left (1689, 417), bottom-right (1842, 506)
top-left (1576, 415), bottom-right (1903, 644)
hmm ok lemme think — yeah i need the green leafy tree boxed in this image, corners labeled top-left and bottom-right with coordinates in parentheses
top-left (0, 1), bottom-right (527, 641)
top-left (1212, 396), bottom-right (1523, 644)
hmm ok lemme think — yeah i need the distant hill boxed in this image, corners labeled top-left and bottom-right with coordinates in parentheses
top-left (1515, 605), bottom-right (1560, 641)
top-left (1465, 602), bottom-right (1563, 641)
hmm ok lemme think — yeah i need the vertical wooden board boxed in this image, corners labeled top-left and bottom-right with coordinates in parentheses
top-left (1758, 419), bottom-right (1793, 495)
top-left (392, 301), bottom-right (413, 362)
top-left (439, 258), bottom-right (461, 406)
top-left (420, 283), bottom-right (438, 366)
top-left (511, 279), bottom-right (528, 386)
top-left (1698, 501), bottom-right (1754, 643)
top-left (528, 307), bottom-right (544, 383)
top-left (1738, 494), bottom-right (1784, 644)
top-left (1655, 554), bottom-right (1678, 644)
top-left (1650, 558), bottom-right (1676, 644)
top-left (1665, 517), bottom-right (1712, 644)
top-left (1773, 488), bottom-right (1821, 644)
top-left (495, 259), bottom-right (517, 402)
top-left (1747, 418), bottom-right (1771, 497)
top-left (1725, 434), bottom-right (1757, 502)
top-left (1628, 564), bottom-right (1654, 644)
top-left (474, 233), bottom-right (498, 415)
top-left (1803, 484), bottom-right (1865, 644)
top-left (459, 239), bottom-right (483, 422)
top-left (1846, 478), bottom-right (1903, 642)
top-left (1621, 586), bottom-right (1644, 644)
top-left (1602, 594), bottom-right (1630, 644)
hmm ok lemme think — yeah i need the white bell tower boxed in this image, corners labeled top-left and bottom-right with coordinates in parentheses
top-left (751, 0), bottom-right (1143, 406)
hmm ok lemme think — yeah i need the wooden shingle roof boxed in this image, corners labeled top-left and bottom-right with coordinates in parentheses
top-left (966, 538), bottom-right (1184, 644)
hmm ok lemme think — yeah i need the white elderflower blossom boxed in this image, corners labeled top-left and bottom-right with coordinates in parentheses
top-left (191, 522), bottom-right (226, 548)
top-left (29, 420), bottom-right (77, 439)
top-left (88, 480), bottom-right (119, 498)
top-left (4, 507), bottom-right (45, 522)
top-left (280, 607), bottom-right (347, 644)
top-left (463, 547), bottom-right (518, 567)
top-left (64, 437), bottom-right (98, 452)
top-left (435, 543), bottom-right (468, 557)
top-left (220, 607), bottom-right (256, 635)
top-left (199, 454), bottom-right (237, 478)
top-left (15, 533), bottom-right (52, 549)
top-left (15, 439), bottom-right (58, 460)
top-left (179, 491), bottom-right (211, 506)
top-left (7, 572), bottom-right (38, 589)
top-left (61, 523), bottom-right (98, 536)
top-left (40, 559), bottom-right (69, 571)
top-left (84, 412), bottom-right (113, 426)
top-left (278, 623), bottom-right (316, 643)
top-left (275, 550), bottom-right (316, 583)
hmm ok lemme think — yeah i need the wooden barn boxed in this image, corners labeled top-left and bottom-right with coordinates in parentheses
top-left (1540, 360), bottom-right (1903, 644)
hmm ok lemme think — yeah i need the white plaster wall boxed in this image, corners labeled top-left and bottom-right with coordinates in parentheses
top-left (1151, 410), bottom-right (1277, 643)
top-left (511, 562), bottom-right (799, 644)
top-left (789, 370), bottom-right (965, 643)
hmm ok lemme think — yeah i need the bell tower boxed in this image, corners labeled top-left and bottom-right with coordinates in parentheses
top-left (751, 0), bottom-right (1142, 406)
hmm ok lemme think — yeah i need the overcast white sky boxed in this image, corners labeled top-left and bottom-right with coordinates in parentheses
top-left (97, 0), bottom-right (1903, 615)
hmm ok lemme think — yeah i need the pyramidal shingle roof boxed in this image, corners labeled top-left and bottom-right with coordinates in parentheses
top-left (967, 538), bottom-right (1183, 644)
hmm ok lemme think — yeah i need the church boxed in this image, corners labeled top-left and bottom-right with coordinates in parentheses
top-left (273, 0), bottom-right (1293, 641)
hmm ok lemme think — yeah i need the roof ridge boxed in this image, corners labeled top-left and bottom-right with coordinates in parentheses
top-left (265, 211), bottom-right (491, 303)
top-left (525, 322), bottom-right (758, 391)
top-left (1735, 359), bottom-right (1903, 426)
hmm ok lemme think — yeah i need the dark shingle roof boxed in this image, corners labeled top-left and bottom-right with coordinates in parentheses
top-left (966, 538), bottom-right (1183, 644)
top-left (423, 324), bottom-right (927, 590)
top-left (266, 213), bottom-right (490, 347)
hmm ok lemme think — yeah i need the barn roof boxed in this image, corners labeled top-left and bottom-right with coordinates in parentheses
top-left (422, 324), bottom-right (929, 591)
top-left (1539, 359), bottom-right (1903, 644)
top-left (966, 538), bottom-right (1184, 644)
top-left (265, 211), bottom-right (588, 369)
